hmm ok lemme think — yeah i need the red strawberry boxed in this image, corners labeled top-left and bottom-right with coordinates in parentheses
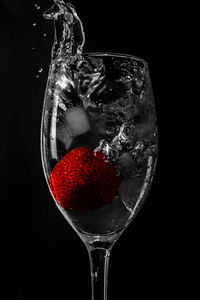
top-left (49, 147), bottom-right (120, 212)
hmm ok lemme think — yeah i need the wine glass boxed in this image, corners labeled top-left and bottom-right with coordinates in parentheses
top-left (41, 51), bottom-right (158, 300)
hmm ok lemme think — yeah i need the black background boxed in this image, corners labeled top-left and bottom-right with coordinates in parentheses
top-left (0, 0), bottom-right (195, 299)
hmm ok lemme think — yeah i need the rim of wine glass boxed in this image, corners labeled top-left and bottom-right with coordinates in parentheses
top-left (83, 52), bottom-right (148, 66)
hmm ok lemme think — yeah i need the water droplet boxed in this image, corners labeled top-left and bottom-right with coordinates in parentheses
top-left (32, 22), bottom-right (37, 26)
top-left (34, 4), bottom-right (40, 10)
top-left (36, 68), bottom-right (43, 79)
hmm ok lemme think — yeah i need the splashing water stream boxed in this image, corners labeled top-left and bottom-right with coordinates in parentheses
top-left (43, 0), bottom-right (85, 60)
top-left (43, 1), bottom-right (86, 159)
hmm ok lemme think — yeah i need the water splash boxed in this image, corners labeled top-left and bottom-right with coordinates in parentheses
top-left (43, 1), bottom-right (86, 159)
top-left (95, 123), bottom-right (135, 161)
top-left (43, 0), bottom-right (85, 60)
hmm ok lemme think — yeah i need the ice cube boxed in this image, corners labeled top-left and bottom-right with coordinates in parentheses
top-left (135, 111), bottom-right (155, 138)
top-left (65, 107), bottom-right (90, 136)
top-left (118, 152), bottom-right (135, 177)
top-left (119, 179), bottom-right (135, 213)
top-left (119, 175), bottom-right (145, 214)
top-left (57, 126), bottom-right (73, 149)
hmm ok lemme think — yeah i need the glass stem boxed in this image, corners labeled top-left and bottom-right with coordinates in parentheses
top-left (88, 247), bottom-right (111, 300)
